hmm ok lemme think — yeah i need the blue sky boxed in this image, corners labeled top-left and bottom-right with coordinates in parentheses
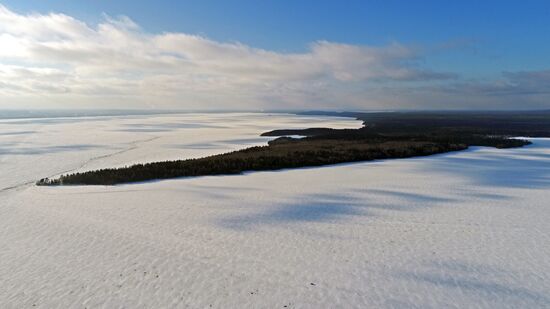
top-left (0, 1), bottom-right (549, 110)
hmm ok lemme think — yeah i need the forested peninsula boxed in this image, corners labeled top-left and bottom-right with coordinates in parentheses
top-left (37, 111), bottom-right (550, 186)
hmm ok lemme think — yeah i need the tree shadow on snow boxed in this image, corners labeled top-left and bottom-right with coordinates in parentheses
top-left (397, 260), bottom-right (550, 307)
top-left (411, 139), bottom-right (550, 189)
top-left (217, 189), bottom-right (455, 231)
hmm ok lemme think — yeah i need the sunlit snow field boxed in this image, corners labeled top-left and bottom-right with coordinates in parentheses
top-left (1, 113), bottom-right (549, 308)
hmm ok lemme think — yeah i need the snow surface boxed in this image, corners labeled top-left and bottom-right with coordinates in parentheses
top-left (0, 113), bottom-right (549, 308)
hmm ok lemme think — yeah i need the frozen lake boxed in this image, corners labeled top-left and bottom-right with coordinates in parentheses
top-left (0, 113), bottom-right (549, 308)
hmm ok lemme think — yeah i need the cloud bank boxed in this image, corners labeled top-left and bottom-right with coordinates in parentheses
top-left (0, 5), bottom-right (548, 110)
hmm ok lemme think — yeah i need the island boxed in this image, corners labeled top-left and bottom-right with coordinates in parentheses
top-left (37, 111), bottom-right (550, 186)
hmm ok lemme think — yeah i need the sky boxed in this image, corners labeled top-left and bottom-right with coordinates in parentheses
top-left (0, 0), bottom-right (549, 111)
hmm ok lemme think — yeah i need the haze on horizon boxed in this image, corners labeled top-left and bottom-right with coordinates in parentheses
top-left (0, 0), bottom-right (549, 111)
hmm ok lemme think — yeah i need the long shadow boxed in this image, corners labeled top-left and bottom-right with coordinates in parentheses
top-left (411, 139), bottom-right (550, 189)
top-left (180, 183), bottom-right (263, 201)
top-left (364, 189), bottom-right (457, 204)
top-left (114, 122), bottom-right (225, 133)
top-left (3, 117), bottom-right (110, 125)
top-left (398, 260), bottom-right (550, 307)
top-left (218, 193), bottom-right (365, 230)
top-left (365, 188), bottom-right (515, 204)
top-left (217, 189), bottom-right (457, 230)
top-left (0, 144), bottom-right (105, 155)
top-left (0, 130), bottom-right (36, 136)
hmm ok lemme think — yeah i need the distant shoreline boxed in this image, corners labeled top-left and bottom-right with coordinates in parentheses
top-left (3, 108), bottom-right (549, 121)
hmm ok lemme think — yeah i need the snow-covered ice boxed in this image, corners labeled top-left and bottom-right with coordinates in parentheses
top-left (0, 113), bottom-right (549, 308)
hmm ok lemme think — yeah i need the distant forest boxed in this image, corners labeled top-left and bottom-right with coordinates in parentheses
top-left (38, 111), bottom-right (549, 186)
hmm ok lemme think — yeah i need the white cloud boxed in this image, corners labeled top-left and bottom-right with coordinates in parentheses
top-left (0, 5), bottom-right (547, 110)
